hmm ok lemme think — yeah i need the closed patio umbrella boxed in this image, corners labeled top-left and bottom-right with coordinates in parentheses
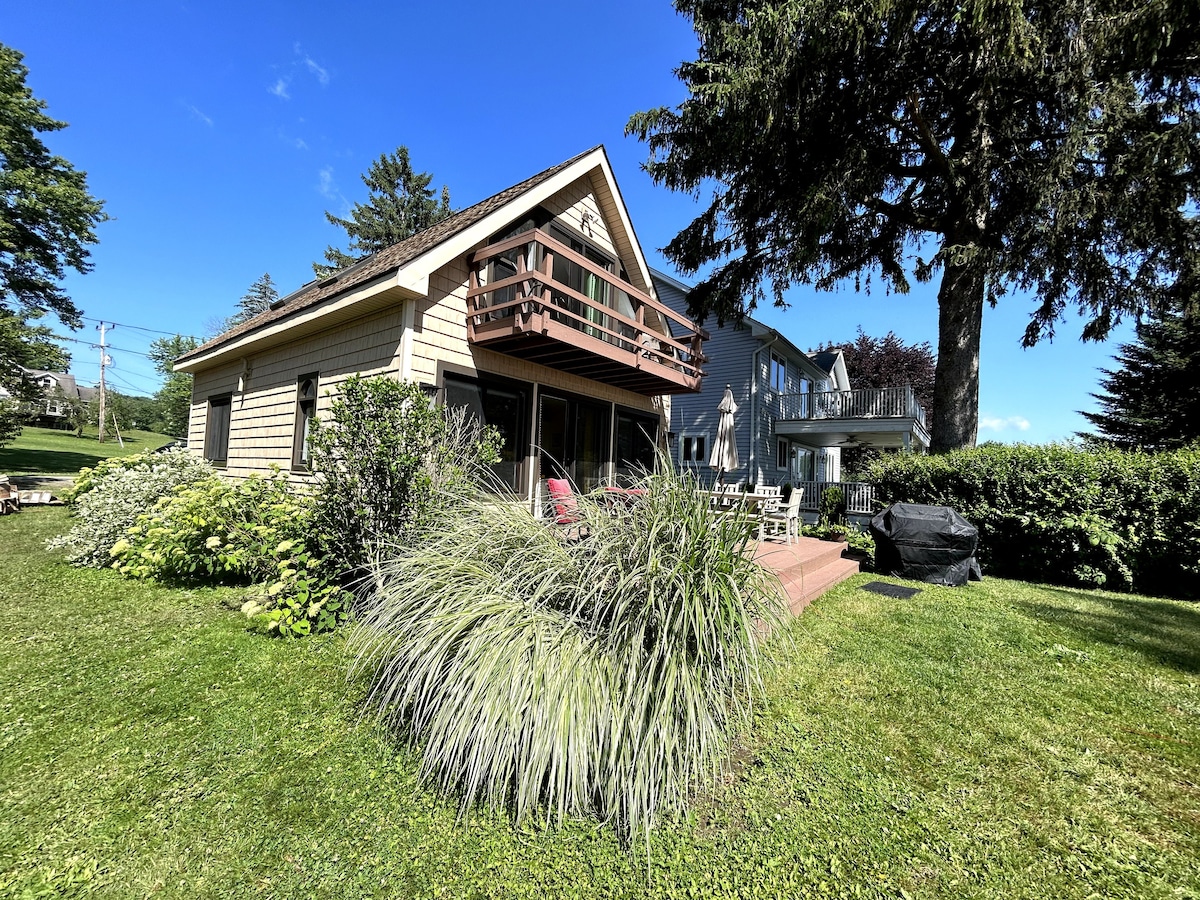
top-left (709, 384), bottom-right (739, 484)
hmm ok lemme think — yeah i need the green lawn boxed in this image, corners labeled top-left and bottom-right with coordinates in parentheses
top-left (0, 426), bottom-right (175, 476)
top-left (3, 508), bottom-right (1197, 899)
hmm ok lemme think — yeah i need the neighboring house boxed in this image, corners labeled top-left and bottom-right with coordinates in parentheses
top-left (654, 269), bottom-right (929, 514)
top-left (14, 369), bottom-right (96, 426)
top-left (174, 147), bottom-right (707, 513)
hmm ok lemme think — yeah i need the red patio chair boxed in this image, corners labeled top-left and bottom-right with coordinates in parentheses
top-left (546, 478), bottom-right (581, 525)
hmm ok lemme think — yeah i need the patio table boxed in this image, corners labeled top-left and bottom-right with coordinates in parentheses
top-left (708, 490), bottom-right (781, 541)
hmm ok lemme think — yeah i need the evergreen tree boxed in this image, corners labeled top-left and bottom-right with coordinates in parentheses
top-left (1080, 306), bottom-right (1200, 451)
top-left (229, 273), bottom-right (278, 326)
top-left (628, 0), bottom-right (1200, 452)
top-left (148, 334), bottom-right (199, 438)
top-left (314, 147), bottom-right (452, 278)
top-left (0, 42), bottom-right (107, 326)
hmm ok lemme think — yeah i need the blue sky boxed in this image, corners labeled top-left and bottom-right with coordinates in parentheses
top-left (9, 1), bottom-right (1132, 442)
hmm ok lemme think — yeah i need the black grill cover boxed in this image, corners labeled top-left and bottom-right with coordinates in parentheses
top-left (870, 503), bottom-right (982, 586)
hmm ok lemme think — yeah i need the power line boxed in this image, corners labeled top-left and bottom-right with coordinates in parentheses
top-left (79, 315), bottom-right (197, 338)
top-left (104, 371), bottom-right (157, 396)
top-left (49, 334), bottom-right (155, 358)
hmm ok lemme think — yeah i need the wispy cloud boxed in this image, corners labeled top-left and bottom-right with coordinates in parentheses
top-left (317, 166), bottom-right (349, 213)
top-left (269, 46), bottom-right (329, 100)
top-left (980, 415), bottom-right (1031, 432)
top-left (293, 137), bottom-right (308, 150)
top-left (303, 56), bottom-right (329, 85)
top-left (184, 103), bottom-right (213, 127)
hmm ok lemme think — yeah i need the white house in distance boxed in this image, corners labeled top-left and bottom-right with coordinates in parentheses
top-left (654, 269), bottom-right (930, 515)
top-left (174, 147), bottom-right (708, 511)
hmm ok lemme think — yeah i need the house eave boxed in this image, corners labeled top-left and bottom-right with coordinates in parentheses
top-left (174, 274), bottom-right (423, 373)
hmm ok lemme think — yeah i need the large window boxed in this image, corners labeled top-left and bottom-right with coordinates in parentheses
top-left (444, 374), bottom-right (530, 493)
top-left (770, 352), bottom-right (787, 391)
top-left (777, 439), bottom-right (791, 470)
top-left (292, 373), bottom-right (318, 470)
top-left (614, 410), bottom-right (659, 483)
top-left (537, 391), bottom-right (610, 494)
top-left (204, 395), bottom-right (232, 467)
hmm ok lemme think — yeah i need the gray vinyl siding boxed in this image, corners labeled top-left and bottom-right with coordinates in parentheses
top-left (654, 273), bottom-right (756, 487)
top-left (654, 270), bottom-right (839, 487)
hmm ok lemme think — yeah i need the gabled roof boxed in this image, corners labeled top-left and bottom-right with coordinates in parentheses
top-left (18, 368), bottom-right (80, 399)
top-left (808, 351), bottom-right (839, 374)
top-left (178, 146), bottom-right (631, 369)
top-left (650, 268), bottom-right (834, 383)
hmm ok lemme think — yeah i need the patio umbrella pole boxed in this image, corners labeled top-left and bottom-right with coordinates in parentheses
top-left (709, 384), bottom-right (739, 488)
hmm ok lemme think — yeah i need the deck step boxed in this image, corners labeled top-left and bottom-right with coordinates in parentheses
top-left (751, 536), bottom-right (862, 614)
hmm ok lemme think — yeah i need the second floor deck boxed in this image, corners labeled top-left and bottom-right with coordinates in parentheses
top-left (774, 386), bottom-right (930, 451)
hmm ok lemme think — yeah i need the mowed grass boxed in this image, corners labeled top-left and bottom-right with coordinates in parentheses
top-left (2, 507), bottom-right (1198, 899)
top-left (0, 426), bottom-right (175, 476)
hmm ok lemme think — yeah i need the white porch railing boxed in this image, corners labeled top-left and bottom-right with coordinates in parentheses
top-left (793, 480), bottom-right (875, 516)
top-left (777, 386), bottom-right (926, 428)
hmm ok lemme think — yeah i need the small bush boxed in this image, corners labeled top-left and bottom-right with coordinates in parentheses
top-left (307, 375), bottom-right (499, 575)
top-left (110, 471), bottom-right (347, 636)
top-left (350, 471), bottom-right (785, 840)
top-left (866, 443), bottom-right (1200, 597)
top-left (47, 448), bottom-right (214, 566)
top-left (818, 485), bottom-right (846, 526)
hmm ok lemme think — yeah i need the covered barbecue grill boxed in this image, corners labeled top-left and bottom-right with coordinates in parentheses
top-left (870, 503), bottom-right (982, 586)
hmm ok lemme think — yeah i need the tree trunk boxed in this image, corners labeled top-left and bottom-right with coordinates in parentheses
top-left (930, 256), bottom-right (985, 453)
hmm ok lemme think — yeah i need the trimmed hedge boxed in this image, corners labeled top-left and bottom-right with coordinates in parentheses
top-left (866, 444), bottom-right (1200, 598)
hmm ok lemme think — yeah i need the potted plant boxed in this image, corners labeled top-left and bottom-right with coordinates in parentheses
top-left (817, 485), bottom-right (848, 541)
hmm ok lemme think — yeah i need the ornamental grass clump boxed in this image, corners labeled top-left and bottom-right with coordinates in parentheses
top-left (350, 471), bottom-right (785, 840)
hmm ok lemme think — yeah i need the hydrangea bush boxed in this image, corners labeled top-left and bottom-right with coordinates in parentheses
top-left (47, 448), bottom-right (214, 566)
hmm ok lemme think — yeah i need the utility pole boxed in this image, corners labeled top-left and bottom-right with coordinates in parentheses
top-left (97, 322), bottom-right (112, 443)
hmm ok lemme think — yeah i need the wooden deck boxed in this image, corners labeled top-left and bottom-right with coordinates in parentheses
top-left (752, 536), bottom-right (863, 615)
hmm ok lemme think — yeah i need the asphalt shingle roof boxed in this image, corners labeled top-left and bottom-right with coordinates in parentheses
top-left (178, 147), bottom-right (600, 365)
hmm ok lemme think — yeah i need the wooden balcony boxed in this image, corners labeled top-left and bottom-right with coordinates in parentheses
top-left (467, 229), bottom-right (707, 396)
top-left (775, 387), bottom-right (930, 451)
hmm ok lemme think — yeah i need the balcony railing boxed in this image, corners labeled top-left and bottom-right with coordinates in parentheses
top-left (794, 480), bottom-right (876, 516)
top-left (467, 229), bottom-right (707, 395)
top-left (777, 386), bottom-right (926, 427)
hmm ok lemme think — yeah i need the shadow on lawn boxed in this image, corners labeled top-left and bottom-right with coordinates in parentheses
top-left (1015, 588), bottom-right (1200, 674)
top-left (0, 439), bottom-right (158, 476)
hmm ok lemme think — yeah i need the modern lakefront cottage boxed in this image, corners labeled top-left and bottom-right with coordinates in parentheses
top-left (174, 147), bottom-right (708, 511)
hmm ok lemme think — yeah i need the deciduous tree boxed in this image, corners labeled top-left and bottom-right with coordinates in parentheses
top-left (628, 0), bottom-right (1200, 452)
top-left (817, 329), bottom-right (936, 419)
top-left (314, 147), bottom-right (452, 278)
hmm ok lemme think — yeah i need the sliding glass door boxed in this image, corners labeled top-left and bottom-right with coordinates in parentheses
top-left (538, 392), bottom-right (609, 493)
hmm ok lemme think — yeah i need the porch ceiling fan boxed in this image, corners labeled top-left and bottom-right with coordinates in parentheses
top-left (838, 434), bottom-right (863, 448)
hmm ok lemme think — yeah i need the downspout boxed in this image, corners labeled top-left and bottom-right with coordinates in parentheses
top-left (749, 331), bottom-right (781, 487)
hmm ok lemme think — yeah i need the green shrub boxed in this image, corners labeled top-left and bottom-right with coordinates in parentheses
top-left (307, 375), bottom-right (500, 575)
top-left (866, 444), bottom-right (1200, 597)
top-left (819, 485), bottom-right (846, 526)
top-left (47, 448), bottom-right (214, 566)
top-left (110, 471), bottom-right (347, 636)
top-left (350, 471), bottom-right (785, 840)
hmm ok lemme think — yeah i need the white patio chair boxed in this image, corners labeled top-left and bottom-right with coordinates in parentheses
top-left (763, 489), bottom-right (803, 544)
